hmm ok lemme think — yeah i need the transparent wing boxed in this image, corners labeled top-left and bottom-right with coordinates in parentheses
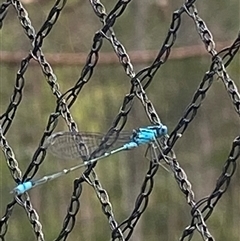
top-left (43, 131), bottom-right (131, 160)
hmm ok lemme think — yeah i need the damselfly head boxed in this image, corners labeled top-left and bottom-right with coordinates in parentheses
top-left (157, 125), bottom-right (168, 137)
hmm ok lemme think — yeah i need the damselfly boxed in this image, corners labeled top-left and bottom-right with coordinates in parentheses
top-left (12, 124), bottom-right (168, 195)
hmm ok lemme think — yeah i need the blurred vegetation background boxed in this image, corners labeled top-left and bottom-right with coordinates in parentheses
top-left (0, 0), bottom-right (239, 240)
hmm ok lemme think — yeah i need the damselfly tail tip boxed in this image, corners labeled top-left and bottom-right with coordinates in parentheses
top-left (10, 187), bottom-right (21, 196)
top-left (11, 181), bottom-right (33, 195)
top-left (9, 189), bottom-right (14, 195)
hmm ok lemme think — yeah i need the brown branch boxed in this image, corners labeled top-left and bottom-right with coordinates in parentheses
top-left (0, 41), bottom-right (234, 66)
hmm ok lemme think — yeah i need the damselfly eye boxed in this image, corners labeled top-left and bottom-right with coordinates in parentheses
top-left (160, 125), bottom-right (168, 136)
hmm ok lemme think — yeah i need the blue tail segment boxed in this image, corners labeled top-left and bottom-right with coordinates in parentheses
top-left (12, 124), bottom-right (168, 195)
top-left (12, 182), bottom-right (33, 195)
